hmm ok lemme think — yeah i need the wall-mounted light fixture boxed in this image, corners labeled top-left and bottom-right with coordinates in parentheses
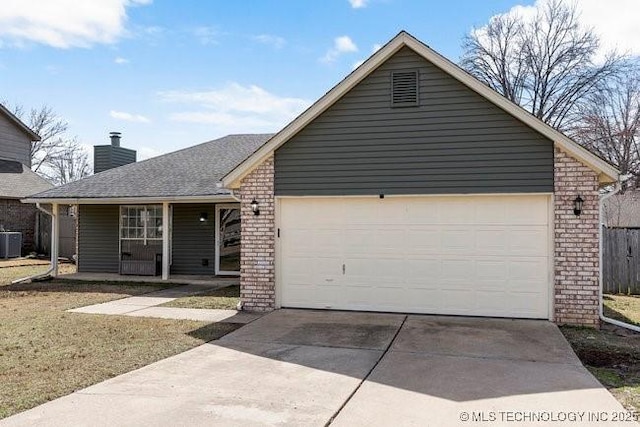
top-left (199, 212), bottom-right (208, 222)
top-left (250, 199), bottom-right (260, 216)
top-left (573, 195), bottom-right (584, 216)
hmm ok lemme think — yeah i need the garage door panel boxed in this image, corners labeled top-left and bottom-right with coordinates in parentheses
top-left (440, 259), bottom-right (475, 284)
top-left (279, 196), bottom-right (550, 319)
top-left (476, 260), bottom-right (508, 281)
top-left (406, 201), bottom-right (439, 223)
top-left (474, 199), bottom-right (508, 224)
top-left (506, 197), bottom-right (549, 225)
top-left (509, 228), bottom-right (548, 255)
top-left (441, 229), bottom-right (472, 254)
top-left (436, 199), bottom-right (474, 224)
top-left (404, 258), bottom-right (442, 284)
top-left (475, 229), bottom-right (509, 255)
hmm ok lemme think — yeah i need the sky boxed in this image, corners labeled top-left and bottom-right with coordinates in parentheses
top-left (1, 0), bottom-right (639, 164)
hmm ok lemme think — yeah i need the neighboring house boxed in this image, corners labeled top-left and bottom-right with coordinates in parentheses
top-left (603, 192), bottom-right (640, 228)
top-left (26, 32), bottom-right (620, 327)
top-left (0, 103), bottom-right (51, 254)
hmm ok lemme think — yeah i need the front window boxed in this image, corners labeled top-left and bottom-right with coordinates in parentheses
top-left (120, 205), bottom-right (163, 244)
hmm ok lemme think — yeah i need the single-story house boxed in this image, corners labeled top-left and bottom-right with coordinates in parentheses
top-left (26, 32), bottom-right (620, 326)
top-left (0, 103), bottom-right (52, 254)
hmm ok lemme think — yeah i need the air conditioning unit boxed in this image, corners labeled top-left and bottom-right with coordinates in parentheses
top-left (0, 232), bottom-right (22, 258)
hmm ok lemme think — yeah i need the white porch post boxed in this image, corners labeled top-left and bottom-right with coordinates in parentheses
top-left (51, 203), bottom-right (59, 277)
top-left (162, 202), bottom-right (170, 280)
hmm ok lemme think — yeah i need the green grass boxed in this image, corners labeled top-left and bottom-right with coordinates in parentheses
top-left (561, 325), bottom-right (640, 412)
top-left (160, 285), bottom-right (240, 310)
top-left (0, 280), bottom-right (242, 419)
top-left (603, 294), bottom-right (640, 326)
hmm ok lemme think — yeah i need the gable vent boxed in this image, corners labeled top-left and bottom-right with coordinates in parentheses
top-left (391, 71), bottom-right (419, 107)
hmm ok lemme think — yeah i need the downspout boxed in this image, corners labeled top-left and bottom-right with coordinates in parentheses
top-left (11, 202), bottom-right (56, 284)
top-left (599, 178), bottom-right (640, 333)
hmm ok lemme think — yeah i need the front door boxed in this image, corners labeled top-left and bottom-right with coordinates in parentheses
top-left (215, 204), bottom-right (241, 275)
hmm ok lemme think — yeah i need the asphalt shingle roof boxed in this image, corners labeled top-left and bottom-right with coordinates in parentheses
top-left (28, 134), bottom-right (273, 200)
top-left (0, 159), bottom-right (53, 199)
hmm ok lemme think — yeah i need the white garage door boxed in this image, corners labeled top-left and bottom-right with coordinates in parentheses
top-left (278, 195), bottom-right (551, 319)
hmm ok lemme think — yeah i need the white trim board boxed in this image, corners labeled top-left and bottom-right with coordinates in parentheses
top-left (22, 195), bottom-right (238, 205)
top-left (215, 204), bottom-right (241, 276)
top-left (222, 31), bottom-right (619, 189)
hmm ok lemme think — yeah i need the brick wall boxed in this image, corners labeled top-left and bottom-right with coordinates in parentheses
top-left (238, 156), bottom-right (276, 311)
top-left (237, 148), bottom-right (604, 324)
top-left (0, 199), bottom-right (39, 254)
top-left (554, 148), bottom-right (601, 326)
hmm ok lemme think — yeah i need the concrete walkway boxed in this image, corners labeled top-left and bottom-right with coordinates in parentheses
top-left (68, 284), bottom-right (262, 324)
top-left (2, 310), bottom-right (635, 427)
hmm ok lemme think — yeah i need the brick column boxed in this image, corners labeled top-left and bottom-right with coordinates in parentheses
top-left (553, 148), bottom-right (600, 326)
top-left (238, 156), bottom-right (276, 311)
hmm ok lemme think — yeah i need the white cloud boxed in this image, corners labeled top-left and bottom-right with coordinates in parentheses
top-left (138, 146), bottom-right (164, 160)
top-left (110, 110), bottom-right (151, 123)
top-left (321, 35), bottom-right (358, 63)
top-left (0, 0), bottom-right (152, 49)
top-left (114, 57), bottom-right (129, 64)
top-left (192, 26), bottom-right (219, 45)
top-left (481, 0), bottom-right (640, 60)
top-left (349, 0), bottom-right (368, 8)
top-left (158, 83), bottom-right (310, 133)
top-left (252, 34), bottom-right (286, 49)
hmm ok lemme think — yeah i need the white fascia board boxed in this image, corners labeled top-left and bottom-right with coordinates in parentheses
top-left (21, 195), bottom-right (239, 205)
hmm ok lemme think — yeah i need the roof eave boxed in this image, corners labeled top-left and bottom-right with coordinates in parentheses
top-left (222, 31), bottom-right (620, 189)
top-left (0, 103), bottom-right (41, 141)
top-left (21, 194), bottom-right (240, 205)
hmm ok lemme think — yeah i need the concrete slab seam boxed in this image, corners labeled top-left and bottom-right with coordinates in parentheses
top-left (324, 314), bottom-right (409, 427)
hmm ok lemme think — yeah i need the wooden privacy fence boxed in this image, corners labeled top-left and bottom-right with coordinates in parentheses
top-left (603, 227), bottom-right (640, 294)
top-left (36, 212), bottom-right (76, 259)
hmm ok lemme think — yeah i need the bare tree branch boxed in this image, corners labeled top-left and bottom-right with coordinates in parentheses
top-left (40, 138), bottom-right (91, 186)
top-left (460, 0), bottom-right (625, 132)
top-left (3, 102), bottom-right (68, 172)
top-left (571, 68), bottom-right (640, 190)
top-left (3, 101), bottom-right (90, 185)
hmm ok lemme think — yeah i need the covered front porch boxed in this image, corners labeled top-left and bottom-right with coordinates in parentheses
top-left (47, 197), bottom-right (242, 282)
top-left (57, 272), bottom-right (239, 287)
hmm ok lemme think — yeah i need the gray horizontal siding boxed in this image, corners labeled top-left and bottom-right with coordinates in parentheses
top-left (171, 204), bottom-right (215, 275)
top-left (0, 112), bottom-right (32, 167)
top-left (93, 146), bottom-right (112, 174)
top-left (274, 46), bottom-right (554, 196)
top-left (93, 146), bottom-right (136, 174)
top-left (111, 146), bottom-right (136, 168)
top-left (78, 205), bottom-right (119, 273)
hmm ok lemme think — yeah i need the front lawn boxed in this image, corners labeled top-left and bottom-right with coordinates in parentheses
top-left (0, 280), bottom-right (241, 419)
top-left (604, 294), bottom-right (640, 326)
top-left (0, 262), bottom-right (76, 286)
top-left (160, 284), bottom-right (240, 310)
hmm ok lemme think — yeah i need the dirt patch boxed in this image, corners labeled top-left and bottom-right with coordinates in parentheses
top-left (561, 325), bottom-right (640, 412)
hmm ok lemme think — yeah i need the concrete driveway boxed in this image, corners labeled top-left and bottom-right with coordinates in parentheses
top-left (2, 310), bottom-right (635, 427)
